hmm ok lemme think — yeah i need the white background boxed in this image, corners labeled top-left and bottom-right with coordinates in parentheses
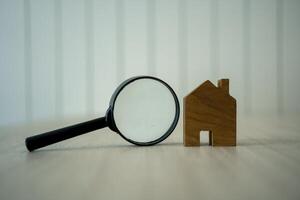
top-left (1, 0), bottom-right (300, 126)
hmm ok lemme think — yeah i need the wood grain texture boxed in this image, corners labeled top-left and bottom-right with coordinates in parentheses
top-left (1, 116), bottom-right (300, 200)
top-left (184, 79), bottom-right (236, 146)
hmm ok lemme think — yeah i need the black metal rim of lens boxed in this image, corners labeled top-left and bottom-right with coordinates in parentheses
top-left (107, 76), bottom-right (180, 146)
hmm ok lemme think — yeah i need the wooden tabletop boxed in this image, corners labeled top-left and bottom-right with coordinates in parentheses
top-left (1, 115), bottom-right (300, 200)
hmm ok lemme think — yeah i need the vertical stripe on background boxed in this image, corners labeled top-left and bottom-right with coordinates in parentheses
top-left (54, 0), bottom-right (63, 118)
top-left (24, 0), bottom-right (33, 122)
top-left (147, 0), bottom-right (156, 76)
top-left (276, 0), bottom-right (284, 115)
top-left (210, 0), bottom-right (219, 81)
top-left (178, 0), bottom-right (188, 94)
top-left (116, 0), bottom-right (125, 82)
top-left (243, 0), bottom-right (251, 114)
top-left (85, 0), bottom-right (95, 115)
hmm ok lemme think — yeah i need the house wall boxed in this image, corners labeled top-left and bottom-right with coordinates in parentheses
top-left (1, 0), bottom-right (300, 126)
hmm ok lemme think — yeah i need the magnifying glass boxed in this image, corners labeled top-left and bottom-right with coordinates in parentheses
top-left (25, 76), bottom-right (180, 151)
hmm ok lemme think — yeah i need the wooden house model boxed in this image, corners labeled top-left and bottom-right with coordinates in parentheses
top-left (183, 79), bottom-right (236, 146)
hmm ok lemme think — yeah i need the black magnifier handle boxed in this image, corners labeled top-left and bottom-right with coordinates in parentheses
top-left (25, 117), bottom-right (108, 152)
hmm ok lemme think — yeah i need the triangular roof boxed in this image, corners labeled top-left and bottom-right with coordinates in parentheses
top-left (185, 80), bottom-right (236, 101)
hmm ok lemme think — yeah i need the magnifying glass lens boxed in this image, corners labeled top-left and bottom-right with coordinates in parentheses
top-left (113, 78), bottom-right (177, 144)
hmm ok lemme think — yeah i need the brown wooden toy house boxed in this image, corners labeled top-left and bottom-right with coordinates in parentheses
top-left (183, 79), bottom-right (236, 146)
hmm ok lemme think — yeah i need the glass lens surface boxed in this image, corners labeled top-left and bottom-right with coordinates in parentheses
top-left (113, 78), bottom-right (176, 143)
